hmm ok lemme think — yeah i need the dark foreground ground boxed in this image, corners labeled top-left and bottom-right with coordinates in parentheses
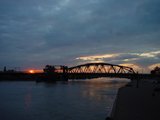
top-left (109, 79), bottom-right (160, 120)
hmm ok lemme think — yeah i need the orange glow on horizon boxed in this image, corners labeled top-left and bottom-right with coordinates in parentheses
top-left (27, 69), bottom-right (43, 73)
top-left (29, 70), bottom-right (35, 74)
top-left (119, 63), bottom-right (147, 73)
top-left (148, 63), bottom-right (160, 70)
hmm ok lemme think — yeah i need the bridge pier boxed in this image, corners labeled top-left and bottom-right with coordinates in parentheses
top-left (136, 79), bottom-right (140, 88)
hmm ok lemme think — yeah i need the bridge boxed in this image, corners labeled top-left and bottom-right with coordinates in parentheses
top-left (42, 63), bottom-right (141, 80)
top-left (68, 63), bottom-right (135, 74)
top-left (41, 62), bottom-right (160, 82)
top-left (67, 63), bottom-right (138, 79)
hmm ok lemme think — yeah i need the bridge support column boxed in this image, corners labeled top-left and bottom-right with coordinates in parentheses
top-left (136, 79), bottom-right (139, 88)
top-left (62, 66), bottom-right (68, 81)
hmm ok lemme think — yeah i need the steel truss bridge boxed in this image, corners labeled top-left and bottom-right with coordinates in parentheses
top-left (68, 63), bottom-right (135, 74)
top-left (66, 63), bottom-right (137, 79)
top-left (43, 63), bottom-right (137, 80)
top-left (41, 62), bottom-right (159, 81)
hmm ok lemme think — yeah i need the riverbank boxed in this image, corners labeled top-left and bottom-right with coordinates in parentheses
top-left (0, 72), bottom-right (68, 81)
top-left (0, 72), bottom-right (39, 81)
top-left (109, 79), bottom-right (160, 120)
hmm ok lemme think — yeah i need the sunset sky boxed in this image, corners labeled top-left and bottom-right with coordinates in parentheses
top-left (0, 0), bottom-right (160, 73)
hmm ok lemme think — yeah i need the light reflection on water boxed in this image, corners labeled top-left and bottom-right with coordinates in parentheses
top-left (0, 78), bottom-right (129, 120)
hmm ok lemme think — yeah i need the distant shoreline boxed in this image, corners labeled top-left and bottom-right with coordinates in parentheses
top-left (0, 72), bottom-right (159, 81)
top-left (0, 72), bottom-right (42, 81)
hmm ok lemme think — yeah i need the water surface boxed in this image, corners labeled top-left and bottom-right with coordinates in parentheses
top-left (0, 78), bottom-right (128, 120)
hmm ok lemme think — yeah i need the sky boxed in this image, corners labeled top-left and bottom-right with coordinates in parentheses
top-left (0, 0), bottom-right (160, 73)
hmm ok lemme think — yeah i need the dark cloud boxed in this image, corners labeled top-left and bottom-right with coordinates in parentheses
top-left (0, 0), bottom-right (160, 70)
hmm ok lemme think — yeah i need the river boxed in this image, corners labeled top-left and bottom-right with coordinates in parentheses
top-left (0, 78), bottom-right (129, 120)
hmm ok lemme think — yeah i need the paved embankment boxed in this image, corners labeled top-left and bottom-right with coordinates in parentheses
top-left (110, 80), bottom-right (160, 120)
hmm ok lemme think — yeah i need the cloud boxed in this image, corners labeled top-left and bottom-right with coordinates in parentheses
top-left (76, 51), bottom-right (160, 62)
top-left (119, 63), bottom-right (143, 73)
top-left (76, 54), bottom-right (119, 61)
top-left (75, 50), bottom-right (160, 72)
top-left (148, 63), bottom-right (160, 70)
top-left (0, 0), bottom-right (160, 70)
top-left (137, 51), bottom-right (160, 58)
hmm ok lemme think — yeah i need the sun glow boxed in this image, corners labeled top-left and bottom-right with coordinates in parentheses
top-left (27, 69), bottom-right (43, 73)
top-left (119, 63), bottom-right (142, 73)
top-left (29, 70), bottom-right (35, 73)
top-left (148, 63), bottom-right (160, 70)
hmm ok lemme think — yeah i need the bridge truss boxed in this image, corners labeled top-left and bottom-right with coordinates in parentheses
top-left (68, 63), bottom-right (135, 74)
